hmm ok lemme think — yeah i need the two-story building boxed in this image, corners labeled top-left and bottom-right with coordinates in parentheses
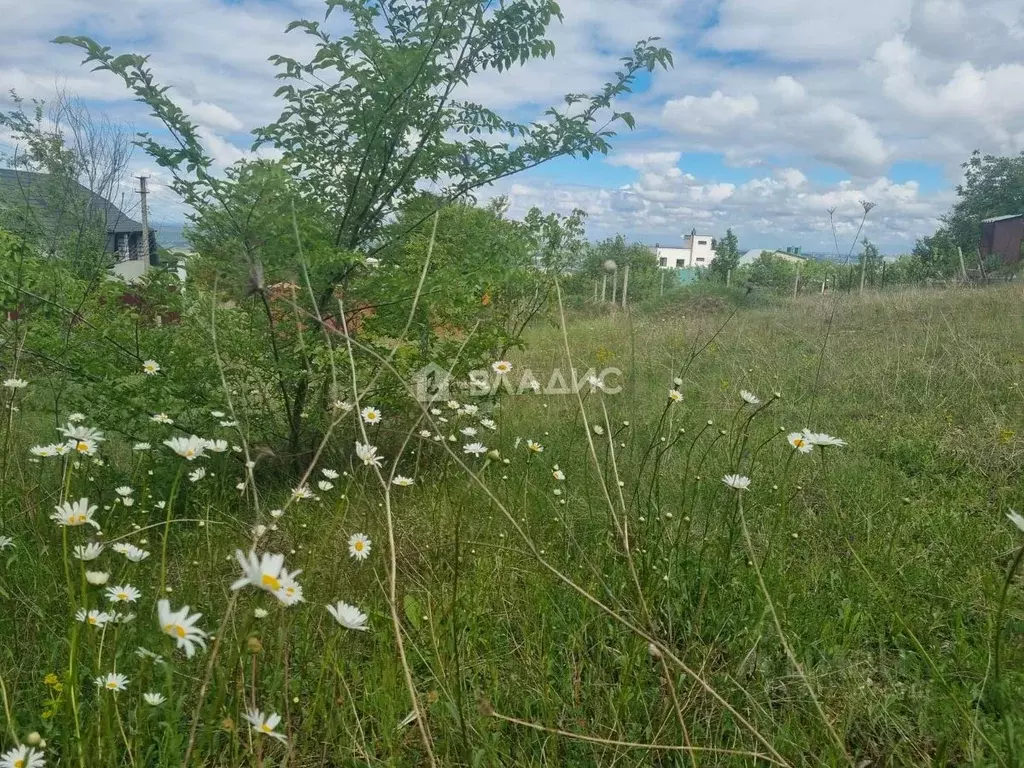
top-left (655, 229), bottom-right (717, 269)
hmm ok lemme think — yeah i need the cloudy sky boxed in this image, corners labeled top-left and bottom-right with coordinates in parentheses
top-left (2, 0), bottom-right (1023, 252)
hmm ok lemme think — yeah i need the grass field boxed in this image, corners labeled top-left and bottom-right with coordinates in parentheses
top-left (2, 284), bottom-right (1023, 766)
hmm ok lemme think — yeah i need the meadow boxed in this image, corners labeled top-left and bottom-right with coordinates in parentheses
top-left (1, 283), bottom-right (1023, 766)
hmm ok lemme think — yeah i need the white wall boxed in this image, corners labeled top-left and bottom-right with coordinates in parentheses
top-left (112, 259), bottom-right (148, 283)
top-left (655, 235), bottom-right (717, 268)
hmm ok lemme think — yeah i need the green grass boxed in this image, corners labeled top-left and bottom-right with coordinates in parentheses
top-left (2, 284), bottom-right (1024, 766)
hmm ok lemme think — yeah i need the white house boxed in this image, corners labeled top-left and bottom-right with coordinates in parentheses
top-left (655, 229), bottom-right (717, 269)
top-left (739, 247), bottom-right (809, 266)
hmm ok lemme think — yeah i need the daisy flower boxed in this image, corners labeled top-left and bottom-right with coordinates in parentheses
top-left (2, 378), bottom-right (27, 389)
top-left (592, 425), bottom-right (604, 436)
top-left (73, 542), bottom-right (104, 561)
top-left (479, 418), bottom-right (497, 430)
top-left (740, 390), bottom-right (760, 405)
top-left (586, 374), bottom-right (604, 391)
top-left (219, 420), bottom-right (239, 428)
top-left (106, 584), bottom-right (141, 603)
top-left (321, 468), bottom-right (339, 480)
top-left (0, 745), bottom-right (45, 768)
top-left (94, 672), bottom-right (129, 692)
top-left (29, 445), bottom-right (55, 458)
top-left (446, 400), bottom-right (461, 410)
top-left (348, 533), bottom-right (371, 561)
top-left (552, 469), bottom-right (565, 481)
top-left (244, 710), bottom-right (287, 743)
top-left (0, 536), bottom-right (13, 551)
top-left (463, 442), bottom-right (487, 457)
top-left (317, 480), bottom-right (334, 492)
top-left (526, 440), bottom-right (543, 454)
top-left (115, 486), bottom-right (133, 497)
top-left (59, 422), bottom-right (104, 444)
top-left (121, 545), bottom-right (151, 563)
top-left (1007, 509), bottom-right (1024, 533)
top-left (188, 468), bottom-right (206, 483)
top-left (210, 410), bottom-right (226, 418)
top-left (143, 692), bottom-right (166, 706)
top-left (805, 430), bottom-right (847, 448)
top-left (327, 601), bottom-right (368, 631)
top-left (132, 442), bottom-right (151, 451)
top-left (418, 429), bottom-right (432, 438)
top-left (157, 600), bottom-right (208, 658)
top-left (461, 403), bottom-right (479, 415)
top-left (142, 360), bottom-right (161, 375)
top-left (76, 608), bottom-right (112, 627)
top-left (668, 389), bottom-right (683, 403)
top-left (355, 442), bottom-right (382, 468)
top-left (392, 475), bottom-right (414, 487)
top-left (150, 413), bottom-right (173, 424)
top-left (67, 437), bottom-right (98, 456)
top-left (360, 406), bottom-right (382, 424)
top-left (231, 550), bottom-right (288, 592)
top-left (722, 474), bottom-right (751, 491)
top-left (331, 400), bottom-right (353, 412)
top-left (460, 426), bottom-right (478, 437)
top-left (492, 360), bottom-right (512, 375)
top-left (85, 571), bottom-right (110, 585)
top-left (203, 438), bottom-right (228, 453)
top-left (253, 608), bottom-right (269, 619)
top-left (786, 432), bottom-right (814, 454)
top-left (51, 498), bottom-right (100, 529)
top-left (275, 572), bottom-right (304, 606)
top-left (163, 435), bottom-right (208, 460)
top-left (292, 485), bottom-right (314, 500)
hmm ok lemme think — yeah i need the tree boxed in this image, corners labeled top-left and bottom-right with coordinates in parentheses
top-left (944, 150), bottom-right (1024, 250)
top-left (709, 228), bottom-right (739, 282)
top-left (858, 238), bottom-right (882, 289)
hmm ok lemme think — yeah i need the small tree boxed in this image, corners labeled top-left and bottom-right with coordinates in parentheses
top-left (709, 228), bottom-right (739, 282)
top-left (944, 150), bottom-right (1024, 250)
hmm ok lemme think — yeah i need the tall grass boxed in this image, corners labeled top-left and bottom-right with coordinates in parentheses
top-left (1, 284), bottom-right (1023, 765)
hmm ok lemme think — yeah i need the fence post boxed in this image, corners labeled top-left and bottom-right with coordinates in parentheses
top-left (881, 262), bottom-right (886, 290)
top-left (601, 274), bottom-right (607, 303)
top-left (611, 273), bottom-right (618, 305)
top-left (660, 269), bottom-right (666, 296)
top-left (957, 247), bottom-right (968, 282)
top-left (621, 265), bottom-right (630, 309)
top-left (859, 257), bottom-right (866, 294)
top-left (726, 268), bottom-right (731, 287)
top-left (793, 263), bottom-right (800, 299)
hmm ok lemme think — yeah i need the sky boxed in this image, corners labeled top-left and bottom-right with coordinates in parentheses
top-left (2, 0), bottom-right (1023, 253)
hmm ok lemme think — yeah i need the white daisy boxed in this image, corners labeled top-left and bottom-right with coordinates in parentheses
top-left (446, 400), bottom-right (461, 410)
top-left (0, 535), bottom-right (13, 551)
top-left (203, 439), bottom-right (228, 453)
top-left (76, 608), bottom-right (112, 627)
top-left (317, 480), bottom-right (334, 492)
top-left (526, 440), bottom-right (543, 454)
top-left (668, 389), bottom-right (683, 403)
top-left (143, 692), bottom-right (166, 706)
top-left (740, 390), bottom-right (760, 405)
top-left (2, 378), bottom-right (28, 389)
top-left (722, 474), bottom-right (751, 491)
top-left (231, 550), bottom-right (303, 607)
top-left (275, 572), bottom-right (304, 606)
top-left (348, 533), bottom-right (371, 561)
top-left (106, 584), bottom-right (141, 603)
top-left (67, 436), bottom-right (98, 456)
top-left (85, 571), bottom-right (110, 585)
top-left (552, 469), bottom-right (565, 481)
top-left (94, 672), bottom-right (129, 692)
top-left (321, 468), bottom-right (339, 480)
top-left (114, 486), bottom-right (133, 497)
top-left (805, 430), bottom-right (847, 448)
top-left (188, 467), bottom-right (206, 483)
top-left (460, 427), bottom-right (478, 437)
top-left (157, 599), bottom-right (208, 658)
top-left (244, 709), bottom-right (287, 743)
top-left (150, 413), bottom-right (173, 424)
top-left (51, 498), bottom-right (100, 529)
top-left (327, 600), bottom-right (368, 631)
top-left (291, 485), bottom-right (314, 500)
top-left (392, 475), bottom-right (414, 487)
top-left (479, 418), bottom-right (497, 430)
top-left (163, 435), bottom-right (208, 460)
top-left (461, 404), bottom-right (479, 416)
top-left (210, 410), bottom-right (226, 418)
top-left (355, 442), bottom-right (383, 468)
top-left (462, 442), bottom-right (487, 457)
top-left (787, 432), bottom-right (814, 454)
top-left (418, 429), bottom-right (432, 438)
top-left (492, 361), bottom-right (512, 375)
top-left (121, 545), bottom-right (150, 563)
top-left (29, 445), bottom-right (55, 458)
top-left (0, 745), bottom-right (45, 768)
top-left (219, 420), bottom-right (239, 428)
top-left (253, 608), bottom-right (269, 619)
top-left (331, 400), bottom-right (353, 412)
top-left (592, 425), bottom-right (604, 436)
top-left (73, 542), bottom-right (104, 561)
top-left (360, 406), bottom-right (382, 424)
top-left (133, 442), bottom-right (151, 451)
top-left (142, 359), bottom-right (161, 375)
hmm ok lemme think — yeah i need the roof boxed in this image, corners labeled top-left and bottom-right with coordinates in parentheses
top-left (0, 168), bottom-right (145, 234)
top-left (981, 214), bottom-right (1024, 224)
top-left (739, 248), bottom-right (808, 266)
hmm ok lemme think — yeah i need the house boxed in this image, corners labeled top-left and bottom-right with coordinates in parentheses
top-left (0, 168), bottom-right (158, 281)
top-left (739, 246), bottom-right (809, 266)
top-left (980, 214), bottom-right (1024, 266)
top-left (655, 229), bottom-right (717, 268)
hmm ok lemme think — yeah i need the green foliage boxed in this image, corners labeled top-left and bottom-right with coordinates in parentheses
top-left (945, 150), bottom-right (1024, 249)
top-left (708, 227), bottom-right (740, 281)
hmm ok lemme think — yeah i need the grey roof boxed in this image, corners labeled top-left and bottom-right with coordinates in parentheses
top-left (981, 213), bottom-right (1024, 223)
top-left (0, 168), bottom-right (145, 234)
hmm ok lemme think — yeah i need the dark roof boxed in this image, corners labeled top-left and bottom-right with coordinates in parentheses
top-left (0, 168), bottom-right (145, 234)
top-left (982, 214), bottom-right (1024, 224)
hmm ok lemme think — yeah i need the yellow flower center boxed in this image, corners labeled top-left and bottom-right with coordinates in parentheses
top-left (184, 449), bottom-right (194, 457)
top-left (260, 724), bottom-right (273, 733)
top-left (165, 623), bottom-right (187, 638)
top-left (117, 592), bottom-right (128, 600)
top-left (76, 441), bottom-right (89, 452)
top-left (354, 541), bottom-right (364, 552)
top-left (15, 758), bottom-right (25, 768)
top-left (88, 616), bottom-right (97, 625)
top-left (794, 438), bottom-right (806, 448)
top-left (261, 573), bottom-right (282, 591)
top-left (106, 681), bottom-right (118, 689)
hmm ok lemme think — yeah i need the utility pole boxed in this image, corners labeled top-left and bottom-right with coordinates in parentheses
top-left (957, 246), bottom-right (968, 283)
top-left (137, 175), bottom-right (151, 271)
top-left (621, 264), bottom-right (630, 309)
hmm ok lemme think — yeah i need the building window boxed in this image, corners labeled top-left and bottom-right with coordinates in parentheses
top-left (118, 234), bottom-right (130, 261)
top-left (696, 257), bottom-right (705, 263)
top-left (697, 239), bottom-right (708, 245)
top-left (658, 256), bottom-right (667, 267)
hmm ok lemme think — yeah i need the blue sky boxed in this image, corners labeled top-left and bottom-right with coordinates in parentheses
top-left (2, 0), bottom-right (1023, 253)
